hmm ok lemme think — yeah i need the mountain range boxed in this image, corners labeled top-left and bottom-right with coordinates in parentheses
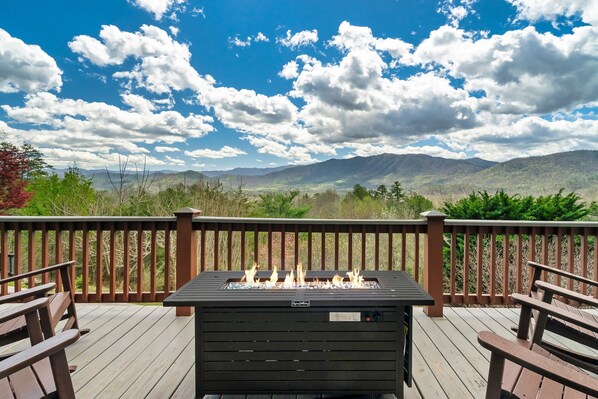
top-left (76, 150), bottom-right (598, 200)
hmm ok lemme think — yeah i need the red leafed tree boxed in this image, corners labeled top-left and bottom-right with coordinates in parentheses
top-left (0, 143), bottom-right (33, 213)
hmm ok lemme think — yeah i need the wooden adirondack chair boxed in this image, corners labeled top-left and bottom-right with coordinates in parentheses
top-left (478, 331), bottom-right (598, 399)
top-left (0, 297), bottom-right (80, 398)
top-left (0, 261), bottom-right (87, 355)
top-left (519, 261), bottom-right (598, 372)
top-left (479, 287), bottom-right (598, 398)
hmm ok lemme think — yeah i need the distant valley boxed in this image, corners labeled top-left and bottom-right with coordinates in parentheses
top-left (74, 150), bottom-right (598, 201)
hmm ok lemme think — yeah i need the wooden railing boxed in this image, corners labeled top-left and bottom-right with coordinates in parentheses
top-left (0, 216), bottom-right (176, 302)
top-left (444, 220), bottom-right (598, 306)
top-left (1, 210), bottom-right (597, 317)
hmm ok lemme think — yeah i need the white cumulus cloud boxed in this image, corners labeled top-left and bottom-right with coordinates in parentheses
top-left (243, 135), bottom-right (316, 164)
top-left (329, 21), bottom-right (413, 58)
top-left (155, 146), bottom-right (180, 152)
top-left (278, 29), bottom-right (319, 49)
top-left (255, 32), bottom-right (269, 42)
top-left (0, 29), bottom-right (62, 93)
top-left (129, 0), bottom-right (187, 20)
top-left (406, 24), bottom-right (598, 114)
top-left (1, 92), bottom-right (213, 158)
top-left (289, 39), bottom-right (478, 145)
top-left (507, 0), bottom-right (597, 26)
top-left (69, 24), bottom-right (211, 94)
top-left (185, 146), bottom-right (246, 158)
top-left (279, 60), bottom-right (299, 79)
top-left (442, 116), bottom-right (598, 161)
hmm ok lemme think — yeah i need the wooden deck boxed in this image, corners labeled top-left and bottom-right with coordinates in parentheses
top-left (1, 304), bottom-right (596, 399)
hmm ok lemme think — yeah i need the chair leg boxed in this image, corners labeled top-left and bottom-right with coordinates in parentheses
top-left (486, 352), bottom-right (506, 399)
top-left (49, 349), bottom-right (76, 399)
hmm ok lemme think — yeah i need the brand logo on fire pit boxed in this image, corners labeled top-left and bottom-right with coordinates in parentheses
top-left (291, 300), bottom-right (311, 307)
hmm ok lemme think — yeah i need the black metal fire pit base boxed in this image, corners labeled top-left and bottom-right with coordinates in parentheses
top-left (164, 271), bottom-right (433, 399)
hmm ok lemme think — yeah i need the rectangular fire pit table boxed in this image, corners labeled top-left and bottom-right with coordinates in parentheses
top-left (164, 270), bottom-right (433, 398)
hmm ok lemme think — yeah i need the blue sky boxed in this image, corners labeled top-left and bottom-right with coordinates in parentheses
top-left (0, 0), bottom-right (596, 171)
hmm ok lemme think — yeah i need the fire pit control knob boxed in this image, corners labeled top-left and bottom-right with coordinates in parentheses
top-left (362, 311), bottom-right (383, 322)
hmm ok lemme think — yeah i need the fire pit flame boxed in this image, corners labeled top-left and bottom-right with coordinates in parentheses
top-left (296, 263), bottom-right (306, 285)
top-left (243, 262), bottom-right (259, 285)
top-left (332, 274), bottom-right (344, 287)
top-left (232, 264), bottom-right (379, 290)
top-left (283, 269), bottom-right (294, 288)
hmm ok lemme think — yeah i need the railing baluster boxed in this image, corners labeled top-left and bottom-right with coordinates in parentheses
top-left (200, 224), bottom-right (207, 272)
top-left (28, 226), bottom-right (35, 288)
top-left (529, 227), bottom-right (536, 264)
top-left (414, 225), bottom-right (420, 282)
top-left (580, 228), bottom-right (588, 295)
top-left (294, 225), bottom-right (299, 267)
top-left (267, 225), bottom-right (272, 270)
top-left (1, 225), bottom-right (8, 295)
top-left (450, 227), bottom-right (456, 303)
top-left (281, 225), bottom-right (285, 270)
top-left (41, 226), bottom-right (49, 285)
top-left (503, 228), bottom-right (510, 304)
top-left (68, 224), bottom-right (75, 292)
top-left (387, 226), bottom-right (393, 271)
top-left (82, 225), bottom-right (89, 302)
top-left (476, 227), bottom-right (483, 304)
top-left (150, 224), bottom-right (157, 301)
top-left (15, 225), bottom-right (22, 292)
top-left (253, 225), bottom-right (259, 266)
top-left (214, 224), bottom-right (220, 271)
top-left (348, 225), bottom-right (353, 270)
top-left (55, 228), bottom-right (63, 292)
top-left (334, 225), bottom-right (339, 271)
top-left (307, 225), bottom-right (312, 270)
top-left (567, 230), bottom-right (575, 293)
top-left (401, 226), bottom-right (406, 271)
top-left (164, 224), bottom-right (171, 296)
top-left (374, 225), bottom-right (379, 271)
top-left (227, 224), bottom-right (233, 271)
top-left (240, 225), bottom-right (246, 270)
top-left (463, 227), bottom-right (470, 304)
top-left (490, 230), bottom-right (496, 303)
top-left (556, 228), bottom-right (563, 287)
top-left (123, 226), bottom-right (130, 301)
top-left (361, 225), bottom-right (366, 270)
top-left (109, 225), bottom-right (116, 302)
top-left (515, 229), bottom-right (522, 295)
top-left (321, 225), bottom-right (326, 271)
top-left (541, 230), bottom-right (549, 267)
top-left (96, 224), bottom-right (103, 302)
top-left (137, 223), bottom-right (143, 302)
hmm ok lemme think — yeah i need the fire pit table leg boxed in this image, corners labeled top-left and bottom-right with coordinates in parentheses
top-left (396, 305), bottom-right (405, 399)
top-left (195, 306), bottom-right (204, 399)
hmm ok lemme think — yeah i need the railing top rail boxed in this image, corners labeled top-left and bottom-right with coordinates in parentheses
top-left (192, 216), bottom-right (428, 226)
top-left (445, 219), bottom-right (598, 228)
top-left (0, 216), bottom-right (176, 223)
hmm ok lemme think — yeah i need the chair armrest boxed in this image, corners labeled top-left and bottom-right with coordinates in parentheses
top-left (535, 280), bottom-right (598, 307)
top-left (512, 293), bottom-right (598, 333)
top-left (0, 298), bottom-right (50, 324)
top-left (528, 261), bottom-right (597, 287)
top-left (0, 261), bottom-right (75, 285)
top-left (478, 331), bottom-right (598, 397)
top-left (0, 329), bottom-right (79, 379)
top-left (0, 283), bottom-right (56, 305)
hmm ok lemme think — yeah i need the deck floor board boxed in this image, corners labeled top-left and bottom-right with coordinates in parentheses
top-left (2, 304), bottom-right (596, 398)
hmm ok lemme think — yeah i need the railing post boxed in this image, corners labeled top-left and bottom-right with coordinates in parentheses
top-left (174, 207), bottom-right (201, 316)
top-left (421, 211), bottom-right (446, 317)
